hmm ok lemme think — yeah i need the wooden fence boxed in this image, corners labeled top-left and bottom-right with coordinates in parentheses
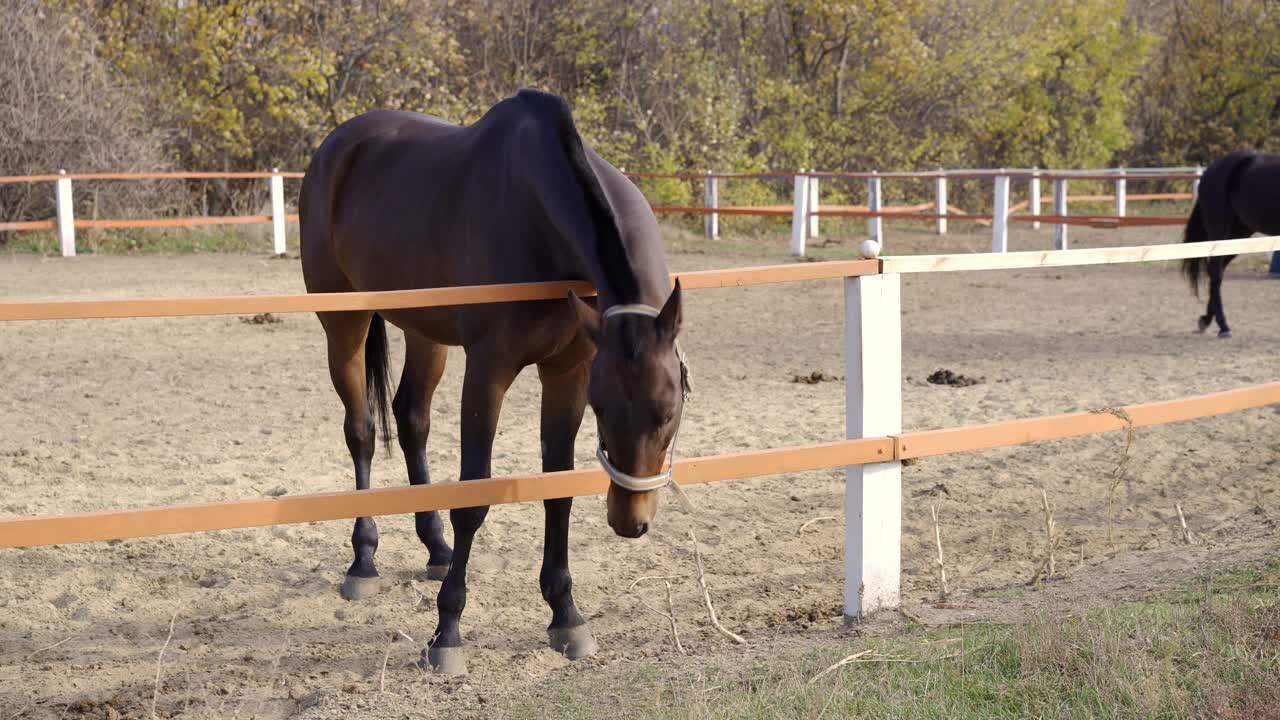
top-left (1, 236), bottom-right (1277, 620)
top-left (0, 167), bottom-right (1205, 259)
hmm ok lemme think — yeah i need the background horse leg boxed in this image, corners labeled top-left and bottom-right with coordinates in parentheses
top-left (428, 349), bottom-right (518, 675)
top-left (1208, 255), bottom-right (1236, 337)
top-left (318, 310), bottom-right (383, 600)
top-left (392, 335), bottom-right (453, 579)
top-left (537, 359), bottom-right (597, 660)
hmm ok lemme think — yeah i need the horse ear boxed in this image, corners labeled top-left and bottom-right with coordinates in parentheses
top-left (655, 279), bottom-right (682, 340)
top-left (568, 290), bottom-right (600, 341)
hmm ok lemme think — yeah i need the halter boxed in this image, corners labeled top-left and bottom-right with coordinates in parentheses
top-left (596, 304), bottom-right (694, 511)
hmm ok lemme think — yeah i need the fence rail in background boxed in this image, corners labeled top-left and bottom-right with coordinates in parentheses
top-left (1, 237), bottom-right (1276, 621)
top-left (2, 167), bottom-right (1208, 259)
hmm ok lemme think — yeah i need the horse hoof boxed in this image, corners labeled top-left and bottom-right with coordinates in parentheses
top-left (423, 563), bottom-right (451, 581)
top-left (1218, 330), bottom-right (1232, 339)
top-left (426, 645), bottom-right (468, 676)
top-left (340, 574), bottom-right (382, 601)
top-left (548, 624), bottom-right (599, 660)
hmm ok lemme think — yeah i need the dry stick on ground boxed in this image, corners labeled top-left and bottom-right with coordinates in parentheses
top-left (1176, 503), bottom-right (1198, 545)
top-left (1041, 488), bottom-right (1057, 577)
top-left (931, 505), bottom-right (949, 601)
top-left (1090, 407), bottom-right (1134, 550)
top-left (379, 630), bottom-right (416, 694)
top-left (689, 530), bottom-right (747, 645)
top-left (798, 516), bottom-right (838, 535)
top-left (808, 650), bottom-right (965, 684)
top-left (628, 576), bottom-right (685, 654)
top-left (151, 612), bottom-right (177, 720)
top-left (25, 636), bottom-right (74, 659)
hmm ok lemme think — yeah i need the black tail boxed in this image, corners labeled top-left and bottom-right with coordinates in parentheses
top-left (365, 313), bottom-right (394, 453)
top-left (1181, 202), bottom-right (1206, 298)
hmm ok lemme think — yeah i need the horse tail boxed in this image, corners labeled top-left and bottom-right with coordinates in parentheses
top-left (1181, 202), bottom-right (1207, 297)
top-left (1180, 150), bottom-right (1255, 298)
top-left (365, 313), bottom-right (394, 453)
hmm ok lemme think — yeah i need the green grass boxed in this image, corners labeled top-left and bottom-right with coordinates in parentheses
top-left (501, 561), bottom-right (1280, 719)
top-left (2, 225), bottom-right (298, 255)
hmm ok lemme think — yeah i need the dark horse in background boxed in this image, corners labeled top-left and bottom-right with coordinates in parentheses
top-left (1181, 150), bottom-right (1280, 337)
top-left (299, 90), bottom-right (686, 674)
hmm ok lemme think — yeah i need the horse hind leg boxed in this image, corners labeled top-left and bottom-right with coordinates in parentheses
top-left (1207, 256), bottom-right (1234, 338)
top-left (392, 335), bottom-right (453, 580)
top-left (319, 310), bottom-right (384, 600)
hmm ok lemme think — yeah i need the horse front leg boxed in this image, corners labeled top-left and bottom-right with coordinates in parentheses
top-left (537, 359), bottom-right (598, 660)
top-left (426, 351), bottom-right (517, 676)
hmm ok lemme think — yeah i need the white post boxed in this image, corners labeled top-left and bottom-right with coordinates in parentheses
top-left (808, 174), bottom-right (820, 239)
top-left (270, 169), bottom-right (287, 256)
top-left (1115, 169), bottom-right (1127, 218)
top-left (867, 171), bottom-right (882, 247)
top-left (704, 170), bottom-right (719, 240)
top-left (790, 169), bottom-right (809, 257)
top-left (992, 175), bottom-right (1009, 253)
top-left (1193, 166), bottom-right (1202, 204)
top-left (55, 170), bottom-right (75, 257)
top-left (1029, 167), bottom-right (1041, 230)
top-left (935, 170), bottom-right (947, 235)
top-left (844, 273), bottom-right (902, 621)
top-left (1053, 178), bottom-right (1068, 250)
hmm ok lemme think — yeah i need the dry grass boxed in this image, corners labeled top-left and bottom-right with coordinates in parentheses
top-left (500, 560), bottom-right (1280, 719)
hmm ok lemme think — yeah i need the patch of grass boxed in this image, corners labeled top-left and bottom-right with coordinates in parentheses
top-left (3, 225), bottom-right (298, 255)
top-left (502, 561), bottom-right (1280, 719)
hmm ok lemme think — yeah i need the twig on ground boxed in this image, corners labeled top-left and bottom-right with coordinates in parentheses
top-left (25, 636), bottom-right (74, 659)
top-left (379, 630), bottom-right (414, 694)
top-left (151, 612), bottom-right (177, 720)
top-left (931, 506), bottom-right (949, 601)
top-left (629, 576), bottom-right (685, 654)
top-left (1176, 503), bottom-right (1198, 545)
top-left (1041, 488), bottom-right (1057, 577)
top-left (798, 516), bottom-right (838, 535)
top-left (689, 530), bottom-right (747, 645)
top-left (809, 650), bottom-right (964, 683)
top-left (1090, 406), bottom-right (1133, 549)
top-left (809, 650), bottom-right (873, 683)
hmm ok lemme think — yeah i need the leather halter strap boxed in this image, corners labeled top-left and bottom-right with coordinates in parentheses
top-left (594, 303), bottom-right (693, 511)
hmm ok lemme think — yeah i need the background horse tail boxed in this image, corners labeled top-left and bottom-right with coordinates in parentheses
top-left (1181, 150), bottom-right (1255, 297)
top-left (1181, 203), bottom-right (1207, 296)
top-left (365, 312), bottom-right (394, 453)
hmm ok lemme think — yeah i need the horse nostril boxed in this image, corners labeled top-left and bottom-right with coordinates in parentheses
top-left (634, 522), bottom-right (649, 537)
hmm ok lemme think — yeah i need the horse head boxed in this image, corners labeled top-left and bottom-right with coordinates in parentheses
top-left (569, 280), bottom-right (686, 538)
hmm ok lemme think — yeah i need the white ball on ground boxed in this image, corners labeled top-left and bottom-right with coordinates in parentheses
top-left (859, 239), bottom-right (881, 259)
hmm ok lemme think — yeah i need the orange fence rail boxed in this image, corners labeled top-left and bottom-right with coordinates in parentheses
top-left (1, 382), bottom-right (1273, 549)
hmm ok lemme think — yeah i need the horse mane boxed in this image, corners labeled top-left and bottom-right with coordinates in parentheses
top-left (518, 89), bottom-right (641, 303)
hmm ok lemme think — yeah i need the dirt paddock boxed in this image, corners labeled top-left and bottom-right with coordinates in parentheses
top-left (1, 224), bottom-right (1277, 718)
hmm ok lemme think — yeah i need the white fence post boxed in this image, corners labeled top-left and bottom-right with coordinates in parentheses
top-left (808, 174), bottom-right (820, 239)
top-left (1053, 178), bottom-right (1069, 250)
top-left (935, 170), bottom-right (947, 235)
top-left (790, 169), bottom-right (809, 257)
top-left (1115, 169), bottom-right (1127, 218)
top-left (704, 170), bottom-right (719, 240)
top-left (843, 273), bottom-right (902, 621)
top-left (1029, 167), bottom-right (1041, 230)
top-left (992, 175), bottom-right (1009, 253)
top-left (270, 169), bottom-right (287, 256)
top-left (55, 170), bottom-right (75, 257)
top-left (1193, 166), bottom-right (1202, 204)
top-left (867, 171), bottom-right (882, 247)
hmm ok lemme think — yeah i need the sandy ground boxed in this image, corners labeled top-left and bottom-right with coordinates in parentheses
top-left (0, 223), bottom-right (1277, 718)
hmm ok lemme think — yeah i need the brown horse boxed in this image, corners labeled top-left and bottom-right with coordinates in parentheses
top-left (1181, 150), bottom-right (1280, 337)
top-left (299, 90), bottom-right (686, 674)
